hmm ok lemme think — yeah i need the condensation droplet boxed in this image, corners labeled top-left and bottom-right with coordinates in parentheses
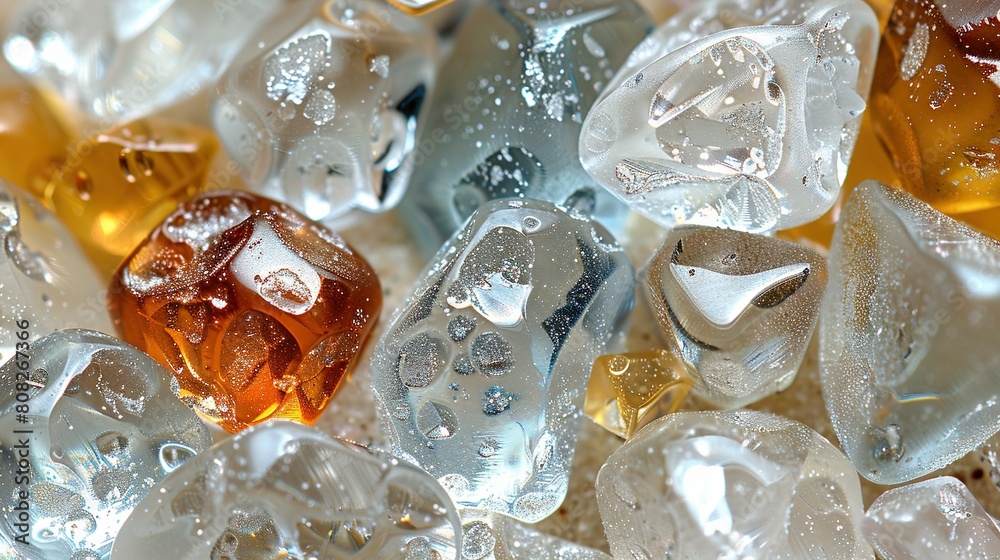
top-left (95, 431), bottom-right (130, 460)
top-left (478, 437), bottom-right (499, 458)
top-left (159, 443), bottom-right (198, 472)
top-left (471, 332), bottom-right (514, 376)
top-left (404, 536), bottom-right (440, 560)
top-left (522, 216), bottom-right (541, 232)
top-left (482, 385), bottom-right (515, 415)
top-left (397, 333), bottom-right (449, 388)
top-left (607, 354), bottom-right (630, 375)
top-left (900, 22), bottom-right (929, 81)
top-left (462, 521), bottom-right (497, 559)
top-left (370, 54), bottom-right (390, 79)
top-left (303, 89), bottom-right (337, 125)
top-left (447, 315), bottom-right (476, 342)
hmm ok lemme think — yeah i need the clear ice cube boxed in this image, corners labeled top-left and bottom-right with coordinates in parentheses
top-left (0, 329), bottom-right (211, 559)
top-left (371, 198), bottom-right (634, 522)
top-left (865, 476), bottom-right (1000, 559)
top-left (580, 0), bottom-right (878, 233)
top-left (646, 225), bottom-right (826, 407)
top-left (4, 0), bottom-right (281, 121)
top-left (0, 181), bottom-right (114, 365)
top-left (596, 410), bottom-right (872, 559)
top-left (212, 0), bottom-right (437, 225)
top-left (821, 180), bottom-right (1000, 484)
top-left (400, 0), bottom-right (651, 251)
top-left (110, 421), bottom-right (462, 560)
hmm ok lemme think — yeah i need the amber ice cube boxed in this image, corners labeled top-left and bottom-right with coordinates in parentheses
top-left (0, 84), bottom-right (72, 195)
top-left (108, 191), bottom-right (382, 432)
top-left (585, 350), bottom-right (693, 439)
top-left (44, 118), bottom-right (218, 276)
top-left (872, 0), bottom-right (1000, 215)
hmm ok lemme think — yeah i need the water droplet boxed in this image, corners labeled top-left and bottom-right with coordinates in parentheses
top-left (405, 536), bottom-right (440, 560)
top-left (277, 101), bottom-right (296, 120)
top-left (929, 80), bottom-right (954, 110)
top-left (471, 332), bottom-right (514, 376)
top-left (900, 22), bottom-right (929, 81)
top-left (563, 188), bottom-right (597, 218)
top-left (462, 521), bottom-right (497, 559)
top-left (6, 228), bottom-right (57, 284)
top-left (214, 530), bottom-right (239, 555)
top-left (478, 436), bottom-right (499, 458)
top-left (873, 424), bottom-right (905, 463)
top-left (95, 431), bottom-right (130, 460)
top-left (397, 333), bottom-right (449, 387)
top-left (256, 268), bottom-right (314, 314)
top-left (512, 492), bottom-right (561, 520)
top-left (447, 315), bottom-right (476, 342)
top-left (585, 112), bottom-right (618, 153)
top-left (483, 386), bottom-right (515, 415)
top-left (92, 469), bottom-right (132, 501)
top-left (63, 510), bottom-right (97, 542)
top-left (607, 354), bottom-right (630, 375)
top-left (963, 148), bottom-right (996, 173)
top-left (159, 443), bottom-right (198, 472)
top-left (303, 89), bottom-right (336, 125)
top-left (452, 354), bottom-right (474, 375)
top-left (161, 196), bottom-right (252, 250)
top-left (264, 33), bottom-right (330, 104)
top-left (228, 508), bottom-right (272, 534)
top-left (613, 478), bottom-right (640, 509)
top-left (392, 402), bottom-right (412, 420)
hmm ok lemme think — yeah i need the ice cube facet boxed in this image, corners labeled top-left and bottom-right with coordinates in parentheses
top-left (4, 0), bottom-right (281, 121)
top-left (865, 477), bottom-right (1000, 559)
top-left (401, 0), bottom-right (652, 251)
top-left (0, 181), bottom-right (113, 365)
